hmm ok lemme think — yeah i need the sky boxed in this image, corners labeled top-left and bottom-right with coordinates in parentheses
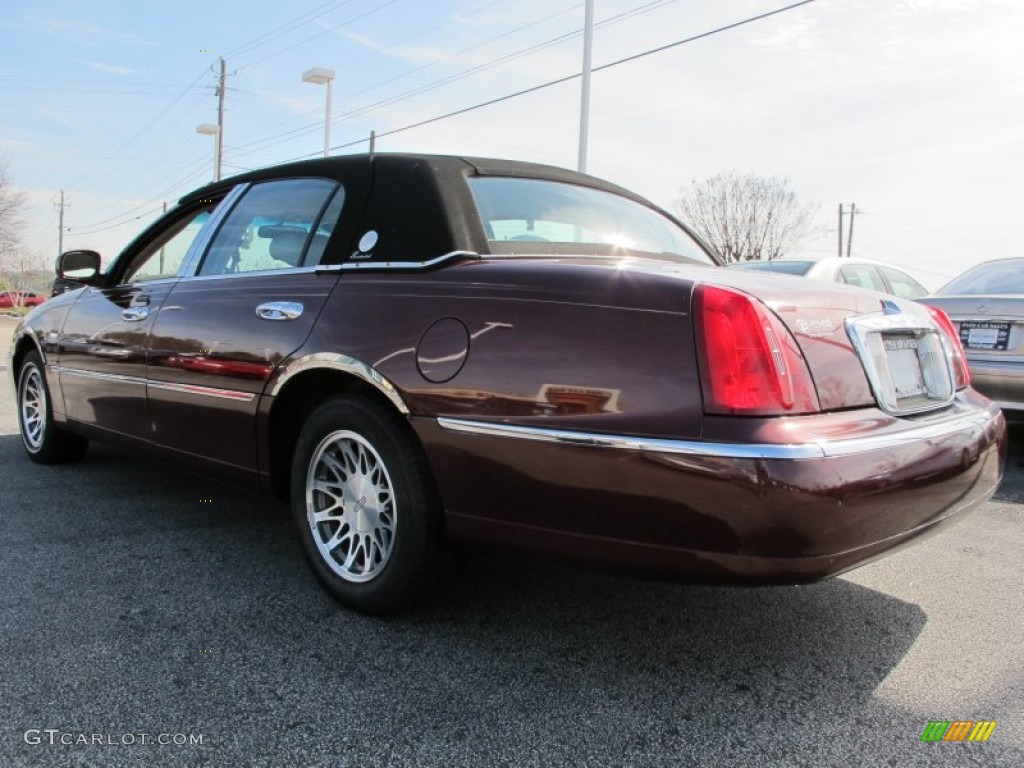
top-left (1, 0), bottom-right (1022, 289)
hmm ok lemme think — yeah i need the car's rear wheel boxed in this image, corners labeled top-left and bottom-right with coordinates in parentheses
top-left (17, 351), bottom-right (88, 464)
top-left (290, 395), bottom-right (450, 615)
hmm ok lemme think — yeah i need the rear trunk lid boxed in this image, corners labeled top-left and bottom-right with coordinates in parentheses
top-left (692, 268), bottom-right (959, 415)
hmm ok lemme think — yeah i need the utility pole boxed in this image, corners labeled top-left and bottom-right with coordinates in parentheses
top-left (577, 0), bottom-right (595, 173)
top-left (846, 202), bottom-right (857, 259)
top-left (215, 57), bottom-right (226, 181)
top-left (369, 130), bottom-right (376, 157)
top-left (54, 190), bottom-right (68, 255)
top-left (837, 203), bottom-right (843, 258)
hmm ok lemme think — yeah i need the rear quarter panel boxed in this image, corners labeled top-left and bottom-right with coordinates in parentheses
top-left (299, 257), bottom-right (708, 439)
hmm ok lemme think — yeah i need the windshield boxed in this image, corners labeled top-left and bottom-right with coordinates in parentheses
top-left (468, 176), bottom-right (715, 265)
top-left (728, 261), bottom-right (813, 275)
top-left (936, 259), bottom-right (1024, 295)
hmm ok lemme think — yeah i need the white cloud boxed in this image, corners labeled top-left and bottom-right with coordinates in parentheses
top-left (23, 16), bottom-right (155, 46)
top-left (78, 59), bottom-right (138, 76)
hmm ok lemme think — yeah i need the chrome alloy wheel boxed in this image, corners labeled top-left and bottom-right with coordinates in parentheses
top-left (19, 364), bottom-right (47, 451)
top-left (305, 430), bottom-right (397, 583)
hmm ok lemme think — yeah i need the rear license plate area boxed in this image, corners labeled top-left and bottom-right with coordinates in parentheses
top-left (959, 321), bottom-right (1010, 351)
top-left (883, 335), bottom-right (927, 400)
top-left (846, 308), bottom-right (956, 415)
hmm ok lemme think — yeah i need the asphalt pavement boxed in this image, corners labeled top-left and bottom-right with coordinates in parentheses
top-left (1, 314), bottom-right (1021, 767)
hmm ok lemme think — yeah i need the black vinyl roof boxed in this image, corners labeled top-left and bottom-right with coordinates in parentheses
top-left (173, 152), bottom-right (711, 265)
top-left (178, 153), bottom-right (645, 208)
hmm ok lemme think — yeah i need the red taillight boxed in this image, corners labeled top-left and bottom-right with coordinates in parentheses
top-left (694, 284), bottom-right (820, 416)
top-left (925, 306), bottom-right (970, 389)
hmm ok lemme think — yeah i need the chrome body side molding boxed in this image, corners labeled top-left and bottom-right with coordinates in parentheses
top-left (269, 353), bottom-right (410, 414)
top-left (55, 366), bottom-right (255, 402)
top-left (147, 380), bottom-right (256, 402)
top-left (437, 408), bottom-right (997, 460)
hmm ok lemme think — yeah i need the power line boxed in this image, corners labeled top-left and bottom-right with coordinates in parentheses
top-left (281, 0), bottom-right (821, 162)
top-left (340, 1), bottom-right (585, 104)
top-left (62, 0), bottom-right (819, 238)
top-left (236, 0), bottom-right (402, 71)
top-left (60, 67), bottom-right (213, 197)
top-left (223, 0), bottom-right (357, 60)
top-left (226, 0), bottom-right (508, 148)
top-left (229, 0), bottom-right (678, 158)
top-left (67, 204), bottom-right (167, 237)
top-left (66, 156), bottom-right (213, 234)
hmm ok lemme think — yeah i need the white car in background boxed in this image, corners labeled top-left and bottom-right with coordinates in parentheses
top-left (728, 257), bottom-right (929, 299)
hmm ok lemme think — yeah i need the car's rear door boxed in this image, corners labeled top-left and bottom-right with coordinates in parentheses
top-left (145, 171), bottom-right (368, 477)
top-left (56, 202), bottom-right (217, 440)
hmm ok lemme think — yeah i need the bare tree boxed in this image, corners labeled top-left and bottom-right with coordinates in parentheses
top-left (676, 171), bottom-right (817, 263)
top-left (0, 159), bottom-right (26, 257)
top-left (0, 159), bottom-right (30, 301)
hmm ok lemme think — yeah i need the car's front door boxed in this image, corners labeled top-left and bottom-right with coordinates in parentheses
top-left (145, 175), bottom-right (364, 476)
top-left (57, 203), bottom-right (216, 440)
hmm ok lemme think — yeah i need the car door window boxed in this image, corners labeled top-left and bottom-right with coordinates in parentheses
top-left (879, 266), bottom-right (928, 299)
top-left (839, 264), bottom-right (887, 292)
top-left (198, 179), bottom-right (341, 277)
top-left (125, 209), bottom-right (213, 283)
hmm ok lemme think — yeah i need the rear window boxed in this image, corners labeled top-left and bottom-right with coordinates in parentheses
top-left (936, 259), bottom-right (1024, 295)
top-left (728, 261), bottom-right (813, 275)
top-left (468, 177), bottom-right (714, 265)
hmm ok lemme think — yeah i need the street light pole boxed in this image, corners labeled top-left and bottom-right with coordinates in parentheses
top-left (303, 67), bottom-right (336, 158)
top-left (577, 0), bottom-right (595, 173)
top-left (216, 57), bottom-right (226, 181)
top-left (196, 123), bottom-right (221, 181)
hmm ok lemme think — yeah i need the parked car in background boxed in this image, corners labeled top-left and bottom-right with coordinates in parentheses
top-left (0, 290), bottom-right (45, 309)
top-left (922, 257), bottom-right (1024, 418)
top-left (9, 154), bottom-right (1005, 615)
top-left (51, 275), bottom-right (86, 297)
top-left (728, 257), bottom-right (929, 298)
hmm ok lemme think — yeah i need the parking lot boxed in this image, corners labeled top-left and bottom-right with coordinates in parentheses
top-left (1, 314), bottom-right (1021, 768)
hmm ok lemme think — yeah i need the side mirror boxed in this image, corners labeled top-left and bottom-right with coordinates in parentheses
top-left (56, 250), bottom-right (101, 282)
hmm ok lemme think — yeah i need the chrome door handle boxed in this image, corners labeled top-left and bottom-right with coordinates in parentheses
top-left (256, 301), bottom-right (303, 321)
top-left (121, 306), bottom-right (150, 322)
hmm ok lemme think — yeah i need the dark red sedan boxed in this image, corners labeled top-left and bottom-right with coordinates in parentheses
top-left (8, 154), bottom-right (1005, 614)
top-left (0, 290), bottom-right (45, 309)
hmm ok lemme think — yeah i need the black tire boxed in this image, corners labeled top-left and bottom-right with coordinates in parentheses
top-left (290, 395), bottom-right (450, 615)
top-left (16, 351), bottom-right (89, 464)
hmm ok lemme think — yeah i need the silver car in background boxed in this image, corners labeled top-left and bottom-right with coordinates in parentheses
top-left (728, 257), bottom-right (930, 299)
top-left (923, 258), bottom-right (1024, 417)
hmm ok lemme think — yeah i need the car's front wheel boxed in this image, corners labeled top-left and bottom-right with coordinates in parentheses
top-left (17, 351), bottom-right (89, 464)
top-left (290, 395), bottom-right (450, 615)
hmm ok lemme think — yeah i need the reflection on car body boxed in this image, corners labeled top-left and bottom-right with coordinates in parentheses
top-left (8, 153), bottom-right (1006, 615)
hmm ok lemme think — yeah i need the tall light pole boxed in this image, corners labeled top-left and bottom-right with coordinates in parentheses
top-left (577, 0), bottom-right (595, 173)
top-left (303, 67), bottom-right (336, 157)
top-left (196, 123), bottom-right (221, 181)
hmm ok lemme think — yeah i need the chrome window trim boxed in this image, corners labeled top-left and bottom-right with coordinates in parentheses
top-left (436, 408), bottom-right (996, 460)
top-left (269, 353), bottom-right (409, 414)
top-left (315, 251), bottom-right (479, 274)
top-left (178, 265), bottom-right (322, 283)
